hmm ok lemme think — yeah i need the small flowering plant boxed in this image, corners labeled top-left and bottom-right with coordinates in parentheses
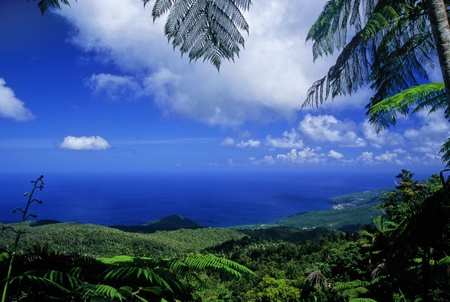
top-left (1, 175), bottom-right (44, 302)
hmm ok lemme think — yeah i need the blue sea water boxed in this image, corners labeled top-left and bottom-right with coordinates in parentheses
top-left (0, 170), bottom-right (435, 227)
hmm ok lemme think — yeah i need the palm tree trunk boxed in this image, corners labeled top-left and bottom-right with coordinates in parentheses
top-left (426, 0), bottom-right (450, 104)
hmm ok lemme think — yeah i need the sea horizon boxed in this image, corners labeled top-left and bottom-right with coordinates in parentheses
top-left (0, 169), bottom-right (439, 228)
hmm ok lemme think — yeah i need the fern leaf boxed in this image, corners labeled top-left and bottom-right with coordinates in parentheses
top-left (34, 0), bottom-right (72, 15)
top-left (82, 284), bottom-right (124, 301)
top-left (155, 0), bottom-right (250, 70)
top-left (367, 82), bottom-right (446, 132)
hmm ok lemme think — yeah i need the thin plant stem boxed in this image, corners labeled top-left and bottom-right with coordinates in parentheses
top-left (1, 175), bottom-right (44, 302)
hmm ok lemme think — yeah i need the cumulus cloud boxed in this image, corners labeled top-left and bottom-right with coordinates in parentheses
top-left (220, 137), bottom-right (235, 147)
top-left (328, 150), bottom-right (344, 159)
top-left (363, 120), bottom-right (404, 148)
top-left (0, 79), bottom-right (35, 121)
top-left (299, 114), bottom-right (365, 147)
top-left (55, 0), bottom-right (343, 126)
top-left (276, 148), bottom-right (326, 164)
top-left (236, 139), bottom-right (261, 148)
top-left (375, 151), bottom-right (398, 163)
top-left (86, 73), bottom-right (140, 100)
top-left (357, 151), bottom-right (374, 163)
top-left (59, 136), bottom-right (111, 150)
top-left (248, 155), bottom-right (276, 165)
top-left (403, 110), bottom-right (450, 154)
top-left (265, 128), bottom-right (304, 149)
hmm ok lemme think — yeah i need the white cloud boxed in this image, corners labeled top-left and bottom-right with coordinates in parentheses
top-left (236, 139), bottom-right (261, 148)
top-left (56, 0), bottom-right (342, 126)
top-left (403, 110), bottom-right (450, 154)
top-left (375, 151), bottom-right (398, 163)
top-left (86, 73), bottom-right (140, 100)
top-left (249, 155), bottom-right (276, 165)
top-left (363, 120), bottom-right (405, 148)
top-left (299, 114), bottom-right (365, 147)
top-left (220, 137), bottom-right (235, 147)
top-left (265, 128), bottom-right (304, 149)
top-left (357, 151), bottom-right (374, 163)
top-left (59, 136), bottom-right (111, 150)
top-left (276, 147), bottom-right (326, 164)
top-left (0, 78), bottom-right (35, 121)
top-left (328, 150), bottom-right (344, 159)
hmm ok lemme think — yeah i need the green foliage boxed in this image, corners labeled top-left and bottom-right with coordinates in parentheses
top-left (304, 0), bottom-right (450, 166)
top-left (244, 275), bottom-right (301, 302)
top-left (3, 171), bottom-right (450, 301)
top-left (170, 253), bottom-right (256, 279)
top-left (0, 223), bottom-right (247, 258)
top-left (367, 82), bottom-right (446, 132)
top-left (367, 170), bottom-right (450, 301)
top-left (332, 280), bottom-right (371, 301)
top-left (304, 0), bottom-right (437, 108)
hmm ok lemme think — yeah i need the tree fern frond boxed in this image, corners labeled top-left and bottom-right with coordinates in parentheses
top-left (155, 0), bottom-right (250, 70)
top-left (304, 1), bottom-right (436, 108)
top-left (361, 5), bottom-right (399, 41)
top-left (439, 137), bottom-right (450, 167)
top-left (367, 82), bottom-right (446, 132)
top-left (0, 251), bottom-right (10, 263)
top-left (306, 0), bottom-right (365, 60)
top-left (27, 269), bottom-right (82, 290)
top-left (103, 266), bottom-right (177, 293)
top-left (31, 0), bottom-right (73, 15)
top-left (170, 253), bottom-right (256, 279)
top-left (82, 283), bottom-right (125, 301)
top-left (437, 255), bottom-right (450, 265)
top-left (333, 280), bottom-right (370, 291)
top-left (8, 272), bottom-right (71, 293)
top-left (152, 0), bottom-right (176, 20)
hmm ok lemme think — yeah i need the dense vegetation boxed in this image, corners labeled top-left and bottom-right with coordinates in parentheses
top-left (1, 170), bottom-right (450, 301)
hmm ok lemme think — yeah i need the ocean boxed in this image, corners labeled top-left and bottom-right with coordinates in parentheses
top-left (0, 170), bottom-right (436, 227)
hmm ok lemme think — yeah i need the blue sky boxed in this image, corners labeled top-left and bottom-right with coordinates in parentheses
top-left (0, 0), bottom-right (448, 174)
